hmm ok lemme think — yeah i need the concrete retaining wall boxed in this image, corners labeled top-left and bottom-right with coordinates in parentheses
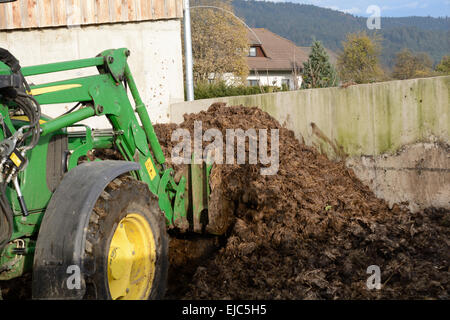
top-left (170, 76), bottom-right (450, 212)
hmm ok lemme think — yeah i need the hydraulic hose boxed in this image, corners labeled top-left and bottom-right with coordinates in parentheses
top-left (0, 48), bottom-right (20, 73)
top-left (14, 92), bottom-right (41, 151)
top-left (0, 183), bottom-right (13, 252)
top-left (0, 49), bottom-right (37, 251)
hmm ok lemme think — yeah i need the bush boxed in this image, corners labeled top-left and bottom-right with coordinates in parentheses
top-left (191, 81), bottom-right (288, 100)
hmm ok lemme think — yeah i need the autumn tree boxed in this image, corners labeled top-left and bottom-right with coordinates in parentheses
top-left (435, 55), bottom-right (450, 75)
top-left (188, 0), bottom-right (249, 84)
top-left (392, 49), bottom-right (434, 79)
top-left (337, 32), bottom-right (384, 84)
top-left (301, 40), bottom-right (338, 89)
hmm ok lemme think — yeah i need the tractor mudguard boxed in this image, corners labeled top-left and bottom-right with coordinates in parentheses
top-left (32, 160), bottom-right (140, 300)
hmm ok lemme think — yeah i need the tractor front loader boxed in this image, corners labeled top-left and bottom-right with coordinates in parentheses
top-left (0, 48), bottom-right (213, 299)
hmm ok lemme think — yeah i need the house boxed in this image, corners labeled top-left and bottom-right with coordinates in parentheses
top-left (246, 28), bottom-right (337, 90)
top-left (0, 0), bottom-right (185, 125)
top-left (246, 28), bottom-right (309, 90)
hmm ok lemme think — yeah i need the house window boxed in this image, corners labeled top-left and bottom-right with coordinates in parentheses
top-left (248, 79), bottom-right (259, 87)
top-left (282, 78), bottom-right (290, 88)
top-left (249, 47), bottom-right (257, 57)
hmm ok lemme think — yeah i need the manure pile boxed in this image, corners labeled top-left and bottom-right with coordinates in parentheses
top-left (155, 103), bottom-right (449, 300)
top-left (1, 103), bottom-right (448, 300)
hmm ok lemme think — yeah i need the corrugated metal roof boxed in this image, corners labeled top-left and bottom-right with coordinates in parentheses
top-left (0, 0), bottom-right (183, 30)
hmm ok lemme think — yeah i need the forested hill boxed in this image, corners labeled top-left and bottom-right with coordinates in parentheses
top-left (233, 0), bottom-right (450, 67)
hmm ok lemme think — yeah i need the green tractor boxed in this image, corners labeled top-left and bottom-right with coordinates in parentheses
top-left (0, 48), bottom-right (213, 299)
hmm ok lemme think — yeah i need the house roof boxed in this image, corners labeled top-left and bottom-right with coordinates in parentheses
top-left (247, 28), bottom-right (309, 71)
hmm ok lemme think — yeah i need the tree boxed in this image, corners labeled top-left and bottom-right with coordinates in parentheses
top-left (435, 55), bottom-right (450, 75)
top-left (233, 0), bottom-right (449, 68)
top-left (392, 49), bottom-right (434, 79)
top-left (301, 40), bottom-right (338, 89)
top-left (188, 0), bottom-right (249, 84)
top-left (337, 32), bottom-right (384, 84)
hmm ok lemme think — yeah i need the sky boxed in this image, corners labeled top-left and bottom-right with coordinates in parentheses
top-left (259, 0), bottom-right (450, 17)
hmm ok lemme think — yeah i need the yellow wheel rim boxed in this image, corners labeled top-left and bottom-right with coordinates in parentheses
top-left (107, 213), bottom-right (156, 300)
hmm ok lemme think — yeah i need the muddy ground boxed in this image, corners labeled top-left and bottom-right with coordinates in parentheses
top-left (1, 104), bottom-right (448, 300)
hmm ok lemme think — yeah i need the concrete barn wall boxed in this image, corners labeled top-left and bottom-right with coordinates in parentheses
top-left (0, 19), bottom-right (185, 126)
top-left (170, 76), bottom-right (450, 212)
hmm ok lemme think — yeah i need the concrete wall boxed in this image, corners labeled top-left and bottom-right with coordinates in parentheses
top-left (346, 141), bottom-right (449, 212)
top-left (170, 76), bottom-right (450, 212)
top-left (0, 19), bottom-right (185, 127)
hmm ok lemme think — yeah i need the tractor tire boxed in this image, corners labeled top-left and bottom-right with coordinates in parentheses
top-left (83, 176), bottom-right (168, 300)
